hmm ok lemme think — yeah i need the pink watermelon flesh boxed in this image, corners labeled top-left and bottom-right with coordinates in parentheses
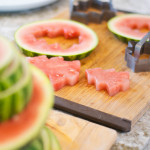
top-left (0, 71), bottom-right (44, 143)
top-left (27, 56), bottom-right (81, 91)
top-left (115, 16), bottom-right (150, 38)
top-left (85, 68), bottom-right (130, 96)
top-left (18, 22), bottom-right (94, 53)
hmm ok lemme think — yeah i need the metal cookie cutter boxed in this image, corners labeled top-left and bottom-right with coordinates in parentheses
top-left (70, 0), bottom-right (116, 24)
top-left (125, 32), bottom-right (150, 72)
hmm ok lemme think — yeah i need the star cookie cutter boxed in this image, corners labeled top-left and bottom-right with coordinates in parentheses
top-left (70, 0), bottom-right (116, 24)
top-left (125, 32), bottom-right (150, 72)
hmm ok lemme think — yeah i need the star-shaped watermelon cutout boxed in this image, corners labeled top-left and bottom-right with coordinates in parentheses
top-left (85, 68), bottom-right (130, 96)
top-left (27, 56), bottom-right (80, 91)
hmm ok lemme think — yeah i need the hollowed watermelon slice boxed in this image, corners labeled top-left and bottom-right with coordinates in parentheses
top-left (0, 66), bottom-right (54, 150)
top-left (108, 14), bottom-right (150, 42)
top-left (85, 68), bottom-right (130, 96)
top-left (27, 55), bottom-right (80, 91)
top-left (15, 20), bottom-right (98, 60)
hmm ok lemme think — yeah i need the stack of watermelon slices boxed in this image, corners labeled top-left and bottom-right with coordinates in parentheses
top-left (0, 37), bottom-right (33, 121)
top-left (0, 37), bottom-right (61, 150)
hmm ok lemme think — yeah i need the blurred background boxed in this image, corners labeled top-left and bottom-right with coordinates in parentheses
top-left (0, 0), bottom-right (150, 41)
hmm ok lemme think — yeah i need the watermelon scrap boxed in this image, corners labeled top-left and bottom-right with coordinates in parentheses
top-left (15, 20), bottom-right (98, 60)
top-left (27, 56), bottom-right (81, 91)
top-left (85, 68), bottom-right (130, 96)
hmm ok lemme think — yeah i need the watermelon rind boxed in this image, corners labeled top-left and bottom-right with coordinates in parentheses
top-left (0, 37), bottom-right (14, 75)
top-left (21, 138), bottom-right (43, 150)
top-left (107, 14), bottom-right (150, 43)
top-left (0, 66), bottom-right (54, 150)
top-left (21, 126), bottom-right (50, 150)
top-left (0, 54), bottom-right (23, 91)
top-left (15, 19), bottom-right (98, 60)
top-left (0, 58), bottom-right (32, 121)
top-left (21, 126), bottom-right (61, 150)
top-left (48, 128), bottom-right (61, 150)
top-left (40, 126), bottom-right (52, 150)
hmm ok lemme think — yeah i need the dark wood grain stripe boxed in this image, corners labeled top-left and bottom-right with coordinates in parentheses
top-left (54, 96), bottom-right (131, 132)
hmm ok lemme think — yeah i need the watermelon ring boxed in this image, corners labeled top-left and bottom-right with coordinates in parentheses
top-left (0, 66), bottom-right (54, 150)
top-left (108, 14), bottom-right (150, 43)
top-left (15, 20), bottom-right (99, 60)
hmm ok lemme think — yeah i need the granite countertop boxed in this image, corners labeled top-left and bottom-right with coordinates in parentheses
top-left (0, 0), bottom-right (149, 149)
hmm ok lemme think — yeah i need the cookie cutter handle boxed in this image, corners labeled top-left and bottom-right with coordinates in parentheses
top-left (134, 32), bottom-right (150, 59)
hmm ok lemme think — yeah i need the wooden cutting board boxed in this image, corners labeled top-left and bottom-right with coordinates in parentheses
top-left (46, 110), bottom-right (117, 150)
top-left (52, 10), bottom-right (150, 132)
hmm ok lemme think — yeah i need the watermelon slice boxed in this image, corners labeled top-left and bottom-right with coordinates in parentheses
top-left (27, 56), bottom-right (81, 91)
top-left (15, 20), bottom-right (98, 60)
top-left (0, 66), bottom-right (54, 150)
top-left (108, 14), bottom-right (150, 42)
top-left (85, 68), bottom-right (130, 96)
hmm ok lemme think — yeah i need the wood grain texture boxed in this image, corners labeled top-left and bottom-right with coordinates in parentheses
top-left (46, 110), bottom-right (117, 150)
top-left (54, 96), bottom-right (131, 132)
top-left (52, 10), bottom-right (150, 129)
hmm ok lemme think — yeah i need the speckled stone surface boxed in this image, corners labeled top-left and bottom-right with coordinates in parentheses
top-left (0, 0), bottom-right (149, 149)
top-left (111, 109), bottom-right (150, 150)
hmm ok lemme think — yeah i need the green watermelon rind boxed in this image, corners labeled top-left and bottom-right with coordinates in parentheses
top-left (15, 19), bottom-right (99, 60)
top-left (0, 37), bottom-right (15, 75)
top-left (21, 126), bottom-right (47, 150)
top-left (21, 47), bottom-right (93, 60)
top-left (40, 126), bottom-right (52, 150)
top-left (21, 126), bottom-right (61, 150)
top-left (107, 14), bottom-right (150, 43)
top-left (0, 54), bottom-right (23, 91)
top-left (22, 138), bottom-right (43, 150)
top-left (48, 127), bottom-right (61, 150)
top-left (0, 58), bottom-right (32, 121)
top-left (0, 66), bottom-right (54, 150)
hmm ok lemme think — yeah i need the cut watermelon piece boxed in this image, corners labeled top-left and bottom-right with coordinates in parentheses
top-left (15, 20), bottom-right (98, 60)
top-left (0, 66), bottom-right (54, 150)
top-left (85, 68), bottom-right (130, 96)
top-left (108, 14), bottom-right (150, 42)
top-left (27, 56), bottom-right (81, 91)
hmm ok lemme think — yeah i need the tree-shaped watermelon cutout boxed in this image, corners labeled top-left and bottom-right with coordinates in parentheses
top-left (15, 20), bottom-right (98, 60)
top-left (85, 68), bottom-right (130, 96)
top-left (27, 56), bottom-right (81, 91)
